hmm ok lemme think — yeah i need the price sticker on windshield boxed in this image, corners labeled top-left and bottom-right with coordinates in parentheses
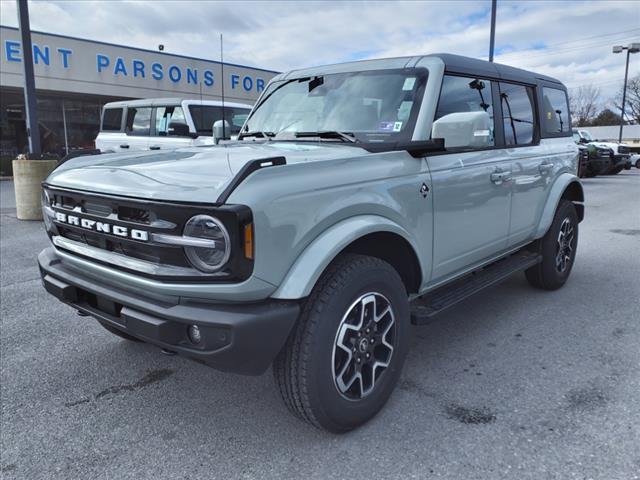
top-left (402, 77), bottom-right (416, 91)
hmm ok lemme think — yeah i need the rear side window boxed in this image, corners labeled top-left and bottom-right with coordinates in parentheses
top-left (125, 107), bottom-right (152, 136)
top-left (434, 75), bottom-right (495, 148)
top-left (499, 83), bottom-right (535, 146)
top-left (101, 108), bottom-right (123, 131)
top-left (541, 87), bottom-right (570, 135)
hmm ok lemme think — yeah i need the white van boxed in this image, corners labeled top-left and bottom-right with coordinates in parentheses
top-left (95, 98), bottom-right (252, 152)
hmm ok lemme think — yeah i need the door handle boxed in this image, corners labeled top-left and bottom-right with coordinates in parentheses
top-left (120, 144), bottom-right (130, 149)
top-left (539, 162), bottom-right (554, 174)
top-left (149, 145), bottom-right (161, 150)
top-left (490, 170), bottom-right (511, 185)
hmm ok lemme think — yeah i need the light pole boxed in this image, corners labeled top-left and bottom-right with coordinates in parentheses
top-left (613, 43), bottom-right (640, 143)
top-left (489, 0), bottom-right (497, 62)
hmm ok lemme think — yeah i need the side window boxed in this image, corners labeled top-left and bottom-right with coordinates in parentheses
top-left (155, 106), bottom-right (187, 136)
top-left (101, 108), bottom-right (123, 131)
top-left (434, 75), bottom-right (494, 148)
top-left (499, 83), bottom-right (535, 145)
top-left (541, 87), bottom-right (570, 135)
top-left (125, 107), bottom-right (152, 136)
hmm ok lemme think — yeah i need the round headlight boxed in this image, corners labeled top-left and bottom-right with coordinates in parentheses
top-left (183, 215), bottom-right (230, 272)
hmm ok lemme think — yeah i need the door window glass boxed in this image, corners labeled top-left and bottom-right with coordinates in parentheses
top-left (101, 108), bottom-right (123, 131)
top-left (189, 105), bottom-right (251, 135)
top-left (125, 107), bottom-right (152, 136)
top-left (433, 75), bottom-right (495, 148)
top-left (155, 106), bottom-right (187, 136)
top-left (541, 87), bottom-right (570, 135)
top-left (499, 83), bottom-right (535, 145)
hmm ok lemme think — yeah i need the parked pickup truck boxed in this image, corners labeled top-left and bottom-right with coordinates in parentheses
top-left (95, 98), bottom-right (251, 153)
top-left (573, 128), bottom-right (631, 174)
top-left (39, 54), bottom-right (583, 432)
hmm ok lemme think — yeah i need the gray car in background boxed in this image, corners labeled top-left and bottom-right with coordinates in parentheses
top-left (38, 54), bottom-right (583, 432)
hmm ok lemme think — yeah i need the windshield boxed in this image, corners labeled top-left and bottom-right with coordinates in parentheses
top-left (579, 130), bottom-right (593, 142)
top-left (189, 105), bottom-right (251, 136)
top-left (241, 69), bottom-right (427, 143)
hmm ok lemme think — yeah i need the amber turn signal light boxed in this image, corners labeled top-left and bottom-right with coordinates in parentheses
top-left (243, 223), bottom-right (254, 259)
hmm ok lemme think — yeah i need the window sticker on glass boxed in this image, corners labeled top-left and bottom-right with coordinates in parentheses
top-left (393, 121), bottom-right (403, 132)
top-left (379, 121), bottom-right (395, 132)
top-left (402, 77), bottom-right (416, 91)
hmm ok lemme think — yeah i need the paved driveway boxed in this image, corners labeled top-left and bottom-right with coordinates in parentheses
top-left (1, 173), bottom-right (639, 479)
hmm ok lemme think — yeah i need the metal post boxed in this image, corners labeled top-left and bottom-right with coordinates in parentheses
top-left (16, 0), bottom-right (41, 157)
top-left (61, 100), bottom-right (69, 156)
top-left (489, 0), bottom-right (497, 62)
top-left (618, 49), bottom-right (630, 143)
top-left (220, 33), bottom-right (226, 139)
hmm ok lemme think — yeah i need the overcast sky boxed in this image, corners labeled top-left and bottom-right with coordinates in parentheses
top-left (1, 0), bottom-right (639, 105)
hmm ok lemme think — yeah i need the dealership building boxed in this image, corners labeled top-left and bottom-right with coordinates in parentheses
top-left (0, 25), bottom-right (277, 168)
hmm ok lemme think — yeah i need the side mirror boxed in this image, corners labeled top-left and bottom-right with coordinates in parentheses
top-left (213, 120), bottom-right (231, 145)
top-left (431, 111), bottom-right (492, 149)
top-left (167, 122), bottom-right (191, 137)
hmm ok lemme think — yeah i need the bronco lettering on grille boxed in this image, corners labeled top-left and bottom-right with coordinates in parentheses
top-left (54, 212), bottom-right (149, 241)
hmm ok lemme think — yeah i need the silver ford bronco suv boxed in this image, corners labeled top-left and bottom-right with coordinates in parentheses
top-left (39, 54), bottom-right (583, 432)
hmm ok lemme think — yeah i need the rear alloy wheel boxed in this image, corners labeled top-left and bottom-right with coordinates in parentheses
top-left (273, 254), bottom-right (409, 432)
top-left (635, 159), bottom-right (640, 169)
top-left (525, 199), bottom-right (579, 290)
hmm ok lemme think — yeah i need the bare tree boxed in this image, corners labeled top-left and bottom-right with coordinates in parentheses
top-left (613, 73), bottom-right (640, 124)
top-left (568, 85), bottom-right (601, 126)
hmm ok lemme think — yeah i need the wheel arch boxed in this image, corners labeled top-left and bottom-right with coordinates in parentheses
top-left (271, 215), bottom-right (424, 300)
top-left (534, 174), bottom-right (584, 239)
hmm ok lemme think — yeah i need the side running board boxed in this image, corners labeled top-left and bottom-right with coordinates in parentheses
top-left (410, 250), bottom-right (542, 325)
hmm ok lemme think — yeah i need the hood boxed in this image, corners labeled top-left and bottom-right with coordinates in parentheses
top-left (588, 141), bottom-right (630, 151)
top-left (47, 142), bottom-right (368, 203)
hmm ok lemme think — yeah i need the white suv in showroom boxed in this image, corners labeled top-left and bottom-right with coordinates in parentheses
top-left (95, 98), bottom-right (251, 153)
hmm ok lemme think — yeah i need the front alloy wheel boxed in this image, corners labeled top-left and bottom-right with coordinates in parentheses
top-left (273, 254), bottom-right (409, 432)
top-left (333, 293), bottom-right (396, 400)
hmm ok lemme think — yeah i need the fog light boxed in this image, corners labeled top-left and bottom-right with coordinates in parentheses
top-left (188, 325), bottom-right (202, 344)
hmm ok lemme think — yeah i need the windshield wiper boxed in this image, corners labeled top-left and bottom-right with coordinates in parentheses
top-left (294, 131), bottom-right (359, 143)
top-left (238, 131), bottom-right (275, 140)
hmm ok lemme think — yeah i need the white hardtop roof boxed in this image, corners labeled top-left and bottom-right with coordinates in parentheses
top-left (103, 97), bottom-right (252, 109)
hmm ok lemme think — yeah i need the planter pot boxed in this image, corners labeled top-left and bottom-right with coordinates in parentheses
top-left (12, 159), bottom-right (57, 220)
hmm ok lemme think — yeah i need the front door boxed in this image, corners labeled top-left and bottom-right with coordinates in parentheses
top-left (429, 150), bottom-right (512, 282)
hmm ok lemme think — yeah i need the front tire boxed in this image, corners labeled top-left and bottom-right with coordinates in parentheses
top-left (273, 254), bottom-right (410, 432)
top-left (525, 200), bottom-right (579, 290)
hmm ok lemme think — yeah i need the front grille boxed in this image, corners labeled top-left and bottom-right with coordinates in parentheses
top-left (43, 185), bottom-right (253, 281)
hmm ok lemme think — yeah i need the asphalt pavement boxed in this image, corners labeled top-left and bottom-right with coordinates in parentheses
top-left (1, 172), bottom-right (639, 480)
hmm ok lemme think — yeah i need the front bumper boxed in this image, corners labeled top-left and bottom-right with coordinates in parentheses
top-left (38, 248), bottom-right (299, 375)
top-left (612, 154), bottom-right (630, 166)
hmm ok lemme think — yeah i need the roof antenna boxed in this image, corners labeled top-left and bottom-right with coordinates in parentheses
top-left (220, 33), bottom-right (226, 140)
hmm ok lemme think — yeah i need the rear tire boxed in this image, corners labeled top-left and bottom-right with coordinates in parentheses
top-left (635, 159), bottom-right (640, 169)
top-left (97, 320), bottom-right (143, 342)
top-left (525, 200), bottom-right (578, 290)
top-left (273, 254), bottom-right (410, 432)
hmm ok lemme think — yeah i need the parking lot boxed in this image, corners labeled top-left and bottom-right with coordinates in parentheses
top-left (1, 171), bottom-right (639, 479)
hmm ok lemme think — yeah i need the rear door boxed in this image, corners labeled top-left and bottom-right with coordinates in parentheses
top-left (428, 74), bottom-right (513, 282)
top-left (504, 83), bottom-right (570, 245)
